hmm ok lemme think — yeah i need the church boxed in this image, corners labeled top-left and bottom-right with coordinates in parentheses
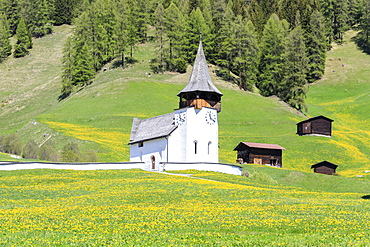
top-left (129, 41), bottom-right (224, 171)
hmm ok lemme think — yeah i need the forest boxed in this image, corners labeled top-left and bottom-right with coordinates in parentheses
top-left (0, 0), bottom-right (370, 111)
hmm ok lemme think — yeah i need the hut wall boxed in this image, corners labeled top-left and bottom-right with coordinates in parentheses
top-left (314, 166), bottom-right (336, 175)
top-left (311, 119), bottom-right (332, 136)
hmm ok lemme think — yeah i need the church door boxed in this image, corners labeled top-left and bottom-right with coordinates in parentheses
top-left (151, 156), bottom-right (155, 170)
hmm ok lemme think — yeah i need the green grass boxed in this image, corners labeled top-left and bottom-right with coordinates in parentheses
top-left (1, 27), bottom-right (370, 177)
top-left (0, 169), bottom-right (369, 246)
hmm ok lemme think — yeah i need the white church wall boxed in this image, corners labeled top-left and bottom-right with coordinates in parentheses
top-left (130, 138), bottom-right (168, 170)
top-left (163, 162), bottom-right (242, 176)
top-left (0, 162), bottom-right (146, 171)
top-left (185, 107), bottom-right (219, 163)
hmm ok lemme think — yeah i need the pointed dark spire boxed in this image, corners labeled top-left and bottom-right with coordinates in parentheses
top-left (177, 41), bottom-right (223, 96)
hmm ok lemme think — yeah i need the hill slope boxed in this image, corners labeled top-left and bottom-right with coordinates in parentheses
top-left (1, 26), bottom-right (370, 177)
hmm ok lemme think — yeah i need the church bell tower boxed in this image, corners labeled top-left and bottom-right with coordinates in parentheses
top-left (171, 41), bottom-right (223, 163)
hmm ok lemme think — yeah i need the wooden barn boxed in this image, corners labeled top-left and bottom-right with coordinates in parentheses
top-left (297, 115), bottom-right (333, 137)
top-left (233, 142), bottom-right (285, 168)
top-left (311, 161), bottom-right (338, 175)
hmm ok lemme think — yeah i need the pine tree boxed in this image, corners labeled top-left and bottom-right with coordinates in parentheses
top-left (248, 0), bottom-right (265, 35)
top-left (185, 7), bottom-right (211, 63)
top-left (164, 2), bottom-right (185, 71)
top-left (0, 13), bottom-right (11, 61)
top-left (114, 0), bottom-right (128, 68)
top-left (214, 0), bottom-right (234, 80)
top-left (60, 37), bottom-right (74, 99)
top-left (281, 16), bottom-right (308, 111)
top-left (231, 18), bottom-right (259, 91)
top-left (72, 42), bottom-right (95, 86)
top-left (359, 0), bottom-right (370, 51)
top-left (306, 10), bottom-right (327, 82)
top-left (18, 0), bottom-right (52, 38)
top-left (257, 13), bottom-right (288, 96)
top-left (153, 3), bottom-right (168, 72)
top-left (52, 0), bottom-right (83, 25)
top-left (13, 18), bottom-right (32, 58)
top-left (0, 0), bottom-right (19, 35)
top-left (333, 0), bottom-right (349, 43)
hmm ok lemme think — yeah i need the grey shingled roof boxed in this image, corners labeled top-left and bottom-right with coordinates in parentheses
top-left (129, 112), bottom-right (177, 144)
top-left (177, 41), bottom-right (223, 96)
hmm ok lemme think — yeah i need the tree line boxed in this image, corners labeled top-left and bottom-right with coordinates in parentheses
top-left (0, 133), bottom-right (99, 162)
top-left (0, 0), bottom-right (370, 110)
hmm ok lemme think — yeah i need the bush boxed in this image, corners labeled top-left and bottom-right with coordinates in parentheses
top-left (22, 140), bottom-right (39, 159)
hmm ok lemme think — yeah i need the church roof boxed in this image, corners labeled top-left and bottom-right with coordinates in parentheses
top-left (129, 112), bottom-right (177, 144)
top-left (177, 41), bottom-right (223, 96)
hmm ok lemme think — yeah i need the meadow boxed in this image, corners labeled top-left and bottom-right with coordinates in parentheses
top-left (0, 168), bottom-right (369, 246)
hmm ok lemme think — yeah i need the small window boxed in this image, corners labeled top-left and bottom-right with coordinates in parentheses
top-left (208, 141), bottom-right (212, 155)
top-left (138, 142), bottom-right (143, 147)
top-left (194, 141), bottom-right (198, 154)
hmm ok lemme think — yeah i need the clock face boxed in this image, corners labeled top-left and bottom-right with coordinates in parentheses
top-left (205, 110), bottom-right (217, 125)
top-left (175, 112), bottom-right (186, 126)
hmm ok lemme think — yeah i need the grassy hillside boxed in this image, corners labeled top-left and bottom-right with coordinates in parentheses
top-left (0, 168), bottom-right (369, 246)
top-left (1, 26), bottom-right (370, 177)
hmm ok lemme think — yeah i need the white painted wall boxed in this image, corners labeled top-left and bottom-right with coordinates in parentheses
top-left (163, 162), bottom-right (242, 176)
top-left (170, 107), bottom-right (219, 163)
top-left (0, 162), bottom-right (146, 171)
top-left (130, 138), bottom-right (168, 170)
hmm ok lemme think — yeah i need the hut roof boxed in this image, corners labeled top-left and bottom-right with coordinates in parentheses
top-left (311, 161), bottom-right (338, 169)
top-left (297, 115), bottom-right (334, 125)
top-left (234, 142), bottom-right (286, 151)
top-left (129, 113), bottom-right (177, 144)
top-left (177, 41), bottom-right (223, 96)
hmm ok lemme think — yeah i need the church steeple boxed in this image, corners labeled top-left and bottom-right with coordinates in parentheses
top-left (177, 41), bottom-right (223, 112)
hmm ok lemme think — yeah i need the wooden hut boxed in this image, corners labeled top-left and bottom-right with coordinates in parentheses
top-left (311, 161), bottom-right (338, 175)
top-left (297, 116), bottom-right (333, 137)
top-left (234, 142), bottom-right (285, 168)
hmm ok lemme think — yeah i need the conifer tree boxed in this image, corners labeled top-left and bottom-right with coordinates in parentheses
top-left (281, 15), bottom-right (308, 111)
top-left (320, 0), bottom-right (334, 45)
top-left (333, 0), bottom-right (349, 43)
top-left (358, 0), bottom-right (370, 51)
top-left (13, 18), bottom-right (32, 58)
top-left (248, 0), bottom-right (265, 35)
top-left (72, 42), bottom-right (95, 86)
top-left (185, 7), bottom-right (211, 63)
top-left (257, 14), bottom-right (288, 96)
top-left (60, 37), bottom-right (74, 99)
top-left (214, 0), bottom-right (234, 79)
top-left (306, 10), bottom-right (327, 82)
top-left (0, 0), bottom-right (19, 35)
top-left (231, 18), bottom-right (259, 91)
top-left (164, 2), bottom-right (185, 71)
top-left (0, 13), bottom-right (11, 61)
top-left (114, 0), bottom-right (128, 68)
top-left (153, 3), bottom-right (168, 72)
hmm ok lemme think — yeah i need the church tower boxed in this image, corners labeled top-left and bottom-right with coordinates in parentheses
top-left (170, 41), bottom-right (223, 163)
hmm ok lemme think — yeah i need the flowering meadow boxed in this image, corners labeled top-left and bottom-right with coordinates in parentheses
top-left (0, 169), bottom-right (369, 246)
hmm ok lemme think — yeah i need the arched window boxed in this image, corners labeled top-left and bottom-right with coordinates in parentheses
top-left (151, 156), bottom-right (155, 170)
top-left (194, 141), bottom-right (198, 154)
top-left (208, 141), bottom-right (212, 155)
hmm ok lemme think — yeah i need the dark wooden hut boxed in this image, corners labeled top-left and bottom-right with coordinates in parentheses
top-left (311, 161), bottom-right (338, 175)
top-left (233, 142), bottom-right (285, 168)
top-left (297, 115), bottom-right (333, 137)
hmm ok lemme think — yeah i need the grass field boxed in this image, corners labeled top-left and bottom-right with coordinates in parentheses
top-left (0, 168), bottom-right (369, 246)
